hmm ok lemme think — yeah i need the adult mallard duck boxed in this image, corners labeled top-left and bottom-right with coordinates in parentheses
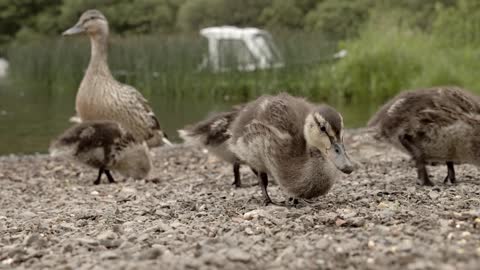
top-left (50, 121), bottom-right (152, 185)
top-left (63, 9), bottom-right (169, 147)
top-left (178, 105), bottom-right (257, 187)
top-left (368, 86), bottom-right (480, 186)
top-left (228, 93), bottom-right (354, 205)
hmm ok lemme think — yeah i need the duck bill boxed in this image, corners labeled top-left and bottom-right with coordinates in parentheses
top-left (62, 23), bottom-right (85, 36)
top-left (329, 142), bottom-right (354, 174)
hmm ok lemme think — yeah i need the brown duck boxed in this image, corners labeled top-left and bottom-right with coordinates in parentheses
top-left (63, 9), bottom-right (169, 147)
top-left (368, 86), bottom-right (480, 186)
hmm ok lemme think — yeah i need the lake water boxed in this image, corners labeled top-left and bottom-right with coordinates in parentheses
top-left (0, 80), bottom-right (379, 155)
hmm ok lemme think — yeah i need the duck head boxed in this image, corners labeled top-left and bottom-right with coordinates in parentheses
top-left (304, 105), bottom-right (354, 174)
top-left (63, 9), bottom-right (108, 37)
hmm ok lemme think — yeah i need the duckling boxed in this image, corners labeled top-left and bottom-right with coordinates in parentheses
top-left (178, 105), bottom-right (257, 187)
top-left (49, 120), bottom-right (152, 185)
top-left (368, 86), bottom-right (480, 186)
top-left (62, 9), bottom-right (170, 147)
top-left (229, 93), bottom-right (354, 205)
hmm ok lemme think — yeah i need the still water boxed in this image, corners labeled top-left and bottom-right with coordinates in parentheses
top-left (0, 81), bottom-right (377, 155)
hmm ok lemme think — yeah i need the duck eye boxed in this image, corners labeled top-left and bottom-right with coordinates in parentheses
top-left (320, 126), bottom-right (326, 132)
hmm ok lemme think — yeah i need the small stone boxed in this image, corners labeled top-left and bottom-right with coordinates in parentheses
top-left (76, 237), bottom-right (98, 246)
top-left (20, 211), bottom-right (37, 219)
top-left (101, 239), bottom-right (123, 249)
top-left (243, 209), bottom-right (266, 220)
top-left (378, 202), bottom-right (389, 209)
top-left (350, 217), bottom-right (365, 227)
top-left (245, 227), bottom-right (254, 235)
top-left (100, 251), bottom-right (119, 260)
top-left (474, 217), bottom-right (480, 225)
top-left (368, 240), bottom-right (375, 249)
top-left (429, 191), bottom-right (440, 200)
top-left (1, 258), bottom-right (14, 265)
top-left (76, 220), bottom-right (88, 227)
top-left (97, 230), bottom-right (117, 241)
top-left (397, 239), bottom-right (413, 251)
top-left (315, 239), bottom-right (330, 250)
top-left (335, 218), bottom-right (347, 227)
top-left (62, 243), bottom-right (73, 254)
top-left (90, 191), bottom-right (99, 195)
top-left (144, 221), bottom-right (172, 233)
top-left (23, 233), bottom-right (46, 248)
top-left (226, 248), bottom-right (251, 262)
top-left (138, 247), bottom-right (162, 260)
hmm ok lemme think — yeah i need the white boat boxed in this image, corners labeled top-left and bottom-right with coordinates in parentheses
top-left (199, 26), bottom-right (284, 72)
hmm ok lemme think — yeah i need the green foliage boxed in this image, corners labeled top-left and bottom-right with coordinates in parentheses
top-left (58, 0), bottom-right (183, 34)
top-left (321, 4), bottom-right (480, 102)
top-left (176, 0), bottom-right (271, 31)
top-left (259, 0), bottom-right (303, 29)
top-left (305, 0), bottom-right (374, 40)
top-left (432, 0), bottom-right (480, 47)
top-left (0, 0), bottom-right (62, 43)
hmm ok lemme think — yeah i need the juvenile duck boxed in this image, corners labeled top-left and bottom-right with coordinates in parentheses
top-left (368, 86), bottom-right (480, 186)
top-left (63, 9), bottom-right (169, 147)
top-left (229, 93), bottom-right (354, 205)
top-left (178, 105), bottom-right (256, 187)
top-left (50, 121), bottom-right (152, 185)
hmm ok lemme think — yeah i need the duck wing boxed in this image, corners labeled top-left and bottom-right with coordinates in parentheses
top-left (117, 84), bottom-right (168, 147)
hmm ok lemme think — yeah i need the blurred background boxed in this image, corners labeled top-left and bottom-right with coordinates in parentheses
top-left (0, 0), bottom-right (477, 154)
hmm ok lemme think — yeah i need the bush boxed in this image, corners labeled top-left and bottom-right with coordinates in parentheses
top-left (320, 8), bottom-right (480, 103)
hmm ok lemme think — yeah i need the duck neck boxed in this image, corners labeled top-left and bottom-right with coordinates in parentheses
top-left (86, 33), bottom-right (112, 78)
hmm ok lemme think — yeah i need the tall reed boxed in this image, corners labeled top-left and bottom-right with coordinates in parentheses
top-left (6, 30), bottom-right (338, 101)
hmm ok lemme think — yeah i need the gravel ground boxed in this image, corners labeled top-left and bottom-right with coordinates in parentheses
top-left (1, 129), bottom-right (479, 270)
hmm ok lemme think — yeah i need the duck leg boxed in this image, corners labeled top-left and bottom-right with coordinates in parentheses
top-left (232, 163), bottom-right (242, 188)
top-left (444, 161), bottom-right (456, 184)
top-left (258, 172), bottom-right (283, 206)
top-left (104, 169), bottom-right (116, 183)
top-left (399, 135), bottom-right (434, 186)
top-left (258, 172), bottom-right (273, 205)
top-left (94, 168), bottom-right (104, 185)
top-left (232, 164), bottom-right (259, 188)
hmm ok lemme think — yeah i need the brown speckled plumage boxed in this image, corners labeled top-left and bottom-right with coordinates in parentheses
top-left (229, 93), bottom-right (353, 205)
top-left (50, 120), bottom-right (151, 184)
top-left (368, 86), bottom-right (480, 185)
top-left (178, 105), bottom-right (256, 187)
top-left (64, 10), bottom-right (167, 147)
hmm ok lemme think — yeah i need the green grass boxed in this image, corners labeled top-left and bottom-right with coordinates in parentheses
top-left (319, 8), bottom-right (480, 104)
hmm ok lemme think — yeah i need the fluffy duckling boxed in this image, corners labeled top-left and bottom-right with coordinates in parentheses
top-left (368, 86), bottom-right (480, 186)
top-left (229, 93), bottom-right (354, 205)
top-left (50, 121), bottom-right (152, 185)
top-left (178, 105), bottom-right (257, 187)
top-left (63, 9), bottom-right (169, 147)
